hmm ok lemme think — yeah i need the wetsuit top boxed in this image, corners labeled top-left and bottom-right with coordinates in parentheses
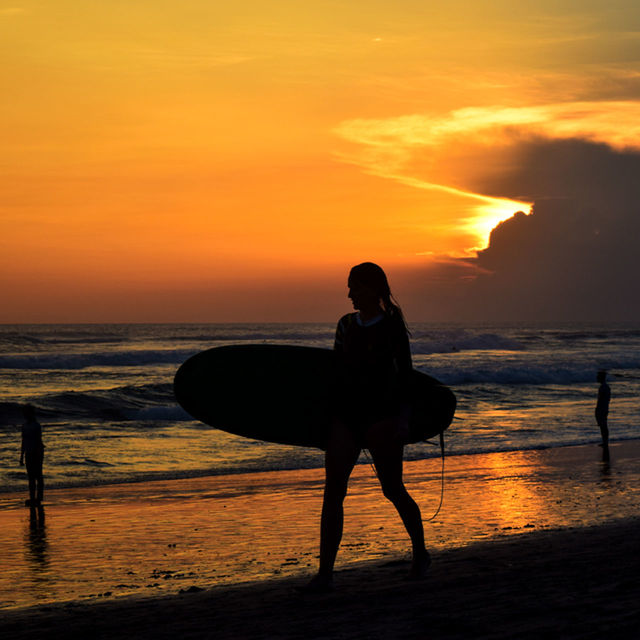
top-left (22, 419), bottom-right (44, 455)
top-left (596, 382), bottom-right (611, 417)
top-left (333, 311), bottom-right (412, 421)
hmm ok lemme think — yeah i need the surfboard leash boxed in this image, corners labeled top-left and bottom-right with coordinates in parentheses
top-left (362, 430), bottom-right (446, 523)
top-left (423, 431), bottom-right (446, 523)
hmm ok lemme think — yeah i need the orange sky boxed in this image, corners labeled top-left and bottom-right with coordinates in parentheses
top-left (2, 1), bottom-right (640, 322)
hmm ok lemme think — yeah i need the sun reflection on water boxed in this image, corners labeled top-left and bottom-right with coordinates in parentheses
top-left (0, 443), bottom-right (638, 609)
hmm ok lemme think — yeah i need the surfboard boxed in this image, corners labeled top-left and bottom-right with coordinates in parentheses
top-left (174, 344), bottom-right (456, 450)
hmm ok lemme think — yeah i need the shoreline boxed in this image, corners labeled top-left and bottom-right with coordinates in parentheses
top-left (2, 517), bottom-right (640, 639)
top-left (2, 436), bottom-right (637, 497)
top-left (2, 439), bottom-right (639, 613)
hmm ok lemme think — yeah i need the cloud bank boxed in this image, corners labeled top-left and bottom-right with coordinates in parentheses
top-left (463, 137), bottom-right (640, 321)
top-left (337, 102), bottom-right (640, 321)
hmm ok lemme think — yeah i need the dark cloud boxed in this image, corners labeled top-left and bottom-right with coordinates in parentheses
top-left (470, 136), bottom-right (640, 209)
top-left (457, 138), bottom-right (640, 321)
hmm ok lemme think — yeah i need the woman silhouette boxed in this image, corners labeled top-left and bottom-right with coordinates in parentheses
top-left (305, 263), bottom-right (429, 592)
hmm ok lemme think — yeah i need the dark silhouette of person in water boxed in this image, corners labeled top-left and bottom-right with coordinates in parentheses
top-left (596, 370), bottom-right (611, 461)
top-left (19, 404), bottom-right (45, 507)
top-left (303, 262), bottom-right (430, 592)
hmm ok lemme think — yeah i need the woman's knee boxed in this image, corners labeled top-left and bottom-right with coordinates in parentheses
top-left (324, 478), bottom-right (350, 503)
top-left (380, 481), bottom-right (410, 504)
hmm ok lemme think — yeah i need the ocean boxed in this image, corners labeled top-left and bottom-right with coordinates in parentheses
top-left (1, 322), bottom-right (639, 493)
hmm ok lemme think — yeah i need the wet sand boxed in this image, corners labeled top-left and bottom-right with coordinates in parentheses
top-left (2, 518), bottom-right (639, 639)
top-left (2, 441), bottom-right (640, 638)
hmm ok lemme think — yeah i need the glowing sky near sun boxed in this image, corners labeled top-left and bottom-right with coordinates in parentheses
top-left (2, 1), bottom-right (640, 321)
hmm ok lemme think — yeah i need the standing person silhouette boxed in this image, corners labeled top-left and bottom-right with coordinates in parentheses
top-left (19, 404), bottom-right (45, 507)
top-left (304, 262), bottom-right (430, 593)
top-left (596, 370), bottom-right (611, 460)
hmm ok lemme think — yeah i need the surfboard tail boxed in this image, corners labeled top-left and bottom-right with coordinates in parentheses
top-left (408, 383), bottom-right (456, 443)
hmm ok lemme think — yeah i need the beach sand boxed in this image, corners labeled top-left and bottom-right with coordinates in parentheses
top-left (3, 519), bottom-right (639, 639)
top-left (2, 441), bottom-right (640, 638)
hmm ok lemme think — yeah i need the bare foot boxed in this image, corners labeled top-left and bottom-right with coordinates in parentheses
top-left (297, 574), bottom-right (334, 594)
top-left (407, 551), bottom-right (431, 580)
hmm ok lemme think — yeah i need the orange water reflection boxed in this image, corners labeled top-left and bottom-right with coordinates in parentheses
top-left (1, 442), bottom-right (638, 609)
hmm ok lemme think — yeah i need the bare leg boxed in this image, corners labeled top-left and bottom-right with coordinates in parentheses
top-left (367, 418), bottom-right (430, 578)
top-left (27, 473), bottom-right (36, 505)
top-left (306, 421), bottom-right (360, 590)
top-left (26, 453), bottom-right (44, 505)
top-left (35, 472), bottom-right (44, 503)
top-left (597, 415), bottom-right (610, 461)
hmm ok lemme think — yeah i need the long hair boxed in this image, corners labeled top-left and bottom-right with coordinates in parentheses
top-left (348, 262), bottom-right (410, 335)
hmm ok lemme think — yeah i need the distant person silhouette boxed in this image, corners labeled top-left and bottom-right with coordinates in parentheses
top-left (19, 404), bottom-right (44, 507)
top-left (303, 262), bottom-right (430, 593)
top-left (596, 370), bottom-right (610, 460)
